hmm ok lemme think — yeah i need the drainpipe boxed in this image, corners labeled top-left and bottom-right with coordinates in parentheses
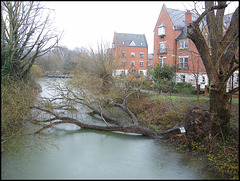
top-left (174, 39), bottom-right (178, 83)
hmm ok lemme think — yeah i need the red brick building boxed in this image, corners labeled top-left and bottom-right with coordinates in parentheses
top-left (153, 4), bottom-right (238, 91)
top-left (112, 32), bottom-right (148, 76)
top-left (153, 4), bottom-right (208, 89)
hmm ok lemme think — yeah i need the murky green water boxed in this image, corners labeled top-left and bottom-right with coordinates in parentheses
top-left (1, 78), bottom-right (220, 179)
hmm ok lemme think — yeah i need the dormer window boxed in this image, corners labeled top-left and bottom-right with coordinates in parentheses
top-left (180, 39), bottom-right (189, 49)
top-left (158, 23), bottom-right (166, 37)
top-left (130, 40), bottom-right (136, 46)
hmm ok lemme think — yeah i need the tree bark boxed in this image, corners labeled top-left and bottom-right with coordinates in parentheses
top-left (209, 85), bottom-right (231, 137)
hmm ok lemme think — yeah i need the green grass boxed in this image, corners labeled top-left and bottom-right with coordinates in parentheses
top-left (150, 94), bottom-right (238, 104)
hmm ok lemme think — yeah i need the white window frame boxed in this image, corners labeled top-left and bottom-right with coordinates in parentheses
top-left (121, 51), bottom-right (126, 57)
top-left (140, 52), bottom-right (144, 58)
top-left (159, 57), bottom-right (166, 68)
top-left (131, 52), bottom-right (135, 57)
top-left (159, 42), bottom-right (167, 53)
top-left (180, 75), bottom-right (186, 82)
top-left (131, 61), bottom-right (135, 66)
top-left (140, 61), bottom-right (144, 67)
top-left (179, 56), bottom-right (188, 69)
top-left (179, 39), bottom-right (189, 49)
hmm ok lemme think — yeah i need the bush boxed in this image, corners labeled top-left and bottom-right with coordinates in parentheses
top-left (30, 64), bottom-right (44, 78)
top-left (152, 80), bottom-right (175, 93)
top-left (172, 82), bottom-right (196, 94)
top-left (1, 79), bottom-right (38, 153)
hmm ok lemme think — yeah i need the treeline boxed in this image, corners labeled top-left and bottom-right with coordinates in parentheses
top-left (34, 46), bottom-right (89, 75)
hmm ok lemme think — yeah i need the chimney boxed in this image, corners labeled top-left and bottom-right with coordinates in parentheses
top-left (185, 10), bottom-right (192, 26)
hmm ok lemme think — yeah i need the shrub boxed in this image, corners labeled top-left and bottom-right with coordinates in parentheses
top-left (172, 82), bottom-right (196, 94)
top-left (1, 79), bottom-right (38, 153)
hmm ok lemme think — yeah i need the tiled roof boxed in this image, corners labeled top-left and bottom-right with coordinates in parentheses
top-left (167, 8), bottom-right (186, 30)
top-left (168, 8), bottom-right (232, 29)
top-left (169, 8), bottom-right (233, 40)
top-left (115, 33), bottom-right (148, 47)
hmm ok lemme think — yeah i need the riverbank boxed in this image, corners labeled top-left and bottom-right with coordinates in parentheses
top-left (127, 92), bottom-right (239, 180)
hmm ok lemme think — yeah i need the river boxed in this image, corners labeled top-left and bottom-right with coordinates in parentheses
top-left (1, 78), bottom-right (221, 179)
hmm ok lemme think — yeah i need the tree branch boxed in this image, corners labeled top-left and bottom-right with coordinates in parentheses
top-left (195, 3), bottom-right (228, 25)
top-left (226, 87), bottom-right (239, 97)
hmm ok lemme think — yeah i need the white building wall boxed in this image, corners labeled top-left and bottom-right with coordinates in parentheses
top-left (226, 71), bottom-right (239, 92)
top-left (175, 73), bottom-right (209, 90)
top-left (113, 69), bottom-right (148, 77)
top-left (176, 71), bottom-right (239, 92)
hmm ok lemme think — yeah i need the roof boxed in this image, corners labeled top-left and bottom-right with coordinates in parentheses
top-left (114, 32), bottom-right (148, 47)
top-left (168, 8), bottom-right (233, 40)
top-left (167, 8), bottom-right (186, 30)
top-left (156, 4), bottom-right (233, 39)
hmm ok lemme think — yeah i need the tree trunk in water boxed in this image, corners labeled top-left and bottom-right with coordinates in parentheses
top-left (209, 85), bottom-right (231, 138)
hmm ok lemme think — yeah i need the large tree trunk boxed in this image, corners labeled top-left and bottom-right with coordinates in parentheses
top-left (187, 2), bottom-right (239, 139)
top-left (209, 84), bottom-right (231, 137)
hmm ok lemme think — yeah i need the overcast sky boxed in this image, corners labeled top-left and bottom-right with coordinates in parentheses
top-left (44, 1), bottom-right (239, 54)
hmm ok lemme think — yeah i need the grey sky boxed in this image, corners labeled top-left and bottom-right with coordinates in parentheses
top-left (44, 1), bottom-right (239, 54)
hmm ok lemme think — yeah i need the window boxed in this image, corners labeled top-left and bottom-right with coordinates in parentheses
top-left (131, 52), bottom-right (135, 57)
top-left (140, 61), bottom-right (144, 67)
top-left (202, 76), bottom-right (205, 84)
top-left (158, 23), bottom-right (166, 37)
top-left (159, 57), bottom-right (166, 67)
top-left (159, 42), bottom-right (167, 53)
top-left (180, 39), bottom-right (189, 49)
top-left (131, 61), bottom-right (135, 66)
top-left (180, 75), bottom-right (186, 82)
top-left (140, 52), bottom-right (144, 58)
top-left (121, 51), bottom-right (126, 57)
top-left (121, 60), bottom-right (126, 66)
top-left (179, 57), bottom-right (188, 69)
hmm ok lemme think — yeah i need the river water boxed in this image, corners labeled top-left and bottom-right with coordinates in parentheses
top-left (1, 78), bottom-right (221, 179)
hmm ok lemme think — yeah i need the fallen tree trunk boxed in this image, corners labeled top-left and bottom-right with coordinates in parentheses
top-left (32, 106), bottom-right (184, 139)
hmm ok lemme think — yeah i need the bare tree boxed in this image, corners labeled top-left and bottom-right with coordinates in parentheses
top-left (73, 43), bottom-right (117, 94)
top-left (1, 1), bottom-right (61, 80)
top-left (31, 79), bottom-right (183, 139)
top-left (187, 1), bottom-right (239, 137)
